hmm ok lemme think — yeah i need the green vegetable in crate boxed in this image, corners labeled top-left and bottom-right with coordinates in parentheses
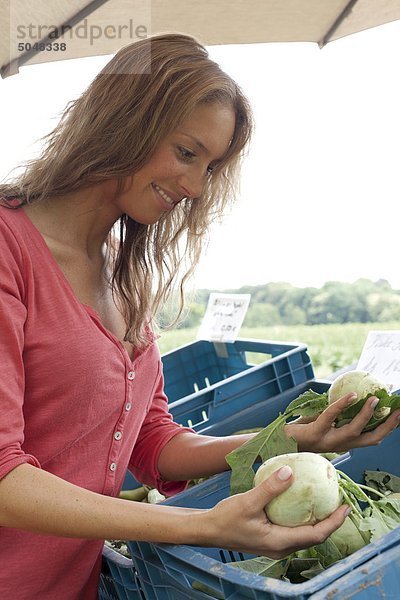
top-left (226, 372), bottom-right (400, 498)
top-left (328, 370), bottom-right (397, 429)
top-left (253, 453), bottom-right (341, 526)
top-left (147, 489), bottom-right (166, 504)
top-left (118, 486), bottom-right (166, 503)
top-left (328, 516), bottom-right (367, 557)
top-left (252, 454), bottom-right (377, 556)
top-left (240, 465), bottom-right (400, 586)
top-left (118, 486), bottom-right (149, 502)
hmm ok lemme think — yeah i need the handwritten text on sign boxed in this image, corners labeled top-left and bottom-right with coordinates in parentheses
top-left (197, 293), bottom-right (251, 343)
top-left (357, 331), bottom-right (400, 392)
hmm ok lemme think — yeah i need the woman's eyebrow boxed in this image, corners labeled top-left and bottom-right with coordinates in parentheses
top-left (178, 131), bottom-right (210, 156)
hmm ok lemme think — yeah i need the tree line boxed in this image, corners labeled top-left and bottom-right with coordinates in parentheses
top-left (161, 278), bottom-right (400, 329)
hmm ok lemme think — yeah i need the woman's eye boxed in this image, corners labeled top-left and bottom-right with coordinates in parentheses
top-left (178, 146), bottom-right (216, 177)
top-left (206, 165), bottom-right (215, 176)
top-left (178, 147), bottom-right (196, 161)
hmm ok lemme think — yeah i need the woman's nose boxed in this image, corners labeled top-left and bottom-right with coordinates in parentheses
top-left (179, 169), bottom-right (206, 200)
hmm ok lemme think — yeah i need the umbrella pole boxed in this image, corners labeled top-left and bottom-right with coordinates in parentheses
top-left (319, 0), bottom-right (360, 48)
top-left (2, 0), bottom-right (112, 78)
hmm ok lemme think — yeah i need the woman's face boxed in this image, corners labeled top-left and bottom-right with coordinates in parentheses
top-left (113, 102), bottom-right (236, 224)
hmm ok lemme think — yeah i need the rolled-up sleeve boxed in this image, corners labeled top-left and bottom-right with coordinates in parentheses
top-left (0, 216), bottom-right (41, 480)
top-left (128, 348), bottom-right (195, 496)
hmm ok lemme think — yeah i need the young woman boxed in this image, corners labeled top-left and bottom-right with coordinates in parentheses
top-left (0, 33), bottom-right (398, 599)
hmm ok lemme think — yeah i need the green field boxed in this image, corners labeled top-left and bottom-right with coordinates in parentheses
top-left (157, 321), bottom-right (400, 379)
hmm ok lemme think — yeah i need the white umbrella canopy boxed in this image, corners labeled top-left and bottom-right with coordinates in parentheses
top-left (1, 0), bottom-right (400, 78)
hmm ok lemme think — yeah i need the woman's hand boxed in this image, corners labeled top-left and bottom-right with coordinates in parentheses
top-left (285, 392), bottom-right (400, 453)
top-left (202, 465), bottom-right (349, 558)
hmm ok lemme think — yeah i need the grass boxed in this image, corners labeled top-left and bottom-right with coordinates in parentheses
top-left (157, 321), bottom-right (400, 379)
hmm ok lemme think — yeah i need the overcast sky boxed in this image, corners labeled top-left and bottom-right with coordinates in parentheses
top-left (1, 20), bottom-right (400, 291)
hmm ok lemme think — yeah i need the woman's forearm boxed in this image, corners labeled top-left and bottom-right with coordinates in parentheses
top-left (0, 463), bottom-right (206, 544)
top-left (0, 457), bottom-right (350, 561)
top-left (157, 432), bottom-right (255, 481)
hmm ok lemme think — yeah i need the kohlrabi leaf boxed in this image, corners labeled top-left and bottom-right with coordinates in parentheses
top-left (312, 537), bottom-right (343, 568)
top-left (297, 561), bottom-right (325, 581)
top-left (228, 556), bottom-right (287, 579)
top-left (364, 470), bottom-right (400, 495)
top-left (363, 393), bottom-right (400, 431)
top-left (338, 389), bottom-right (389, 421)
top-left (375, 497), bottom-right (400, 521)
top-left (294, 547), bottom-right (319, 560)
top-left (285, 390), bottom-right (329, 417)
top-left (226, 389), bottom-right (329, 496)
top-left (285, 558), bottom-right (324, 583)
top-left (191, 581), bottom-right (224, 599)
top-left (226, 416), bottom-right (297, 495)
top-left (337, 389), bottom-right (400, 432)
top-left (358, 510), bottom-right (392, 542)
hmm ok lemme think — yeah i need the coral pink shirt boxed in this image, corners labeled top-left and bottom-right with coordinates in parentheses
top-left (0, 204), bottom-right (191, 599)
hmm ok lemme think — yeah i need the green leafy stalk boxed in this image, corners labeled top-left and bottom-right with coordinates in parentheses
top-left (337, 470), bottom-right (376, 509)
top-left (338, 486), bottom-right (371, 545)
top-left (356, 483), bottom-right (387, 499)
top-left (338, 470), bottom-right (400, 543)
top-left (339, 487), bottom-right (363, 518)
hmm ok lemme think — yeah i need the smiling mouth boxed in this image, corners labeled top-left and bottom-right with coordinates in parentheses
top-left (153, 184), bottom-right (176, 205)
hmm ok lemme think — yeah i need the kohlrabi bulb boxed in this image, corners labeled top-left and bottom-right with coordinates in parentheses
top-left (253, 452), bottom-right (341, 527)
top-left (328, 370), bottom-right (389, 405)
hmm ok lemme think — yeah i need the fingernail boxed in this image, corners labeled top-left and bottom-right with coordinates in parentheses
top-left (369, 397), bottom-right (379, 409)
top-left (347, 393), bottom-right (357, 404)
top-left (277, 465), bottom-right (293, 481)
top-left (344, 506), bottom-right (351, 517)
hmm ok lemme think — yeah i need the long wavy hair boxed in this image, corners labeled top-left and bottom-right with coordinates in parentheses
top-left (0, 33), bottom-right (253, 348)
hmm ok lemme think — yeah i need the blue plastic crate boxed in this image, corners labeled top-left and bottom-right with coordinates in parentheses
top-left (162, 339), bottom-right (309, 402)
top-left (99, 545), bottom-right (145, 600)
top-left (126, 420), bottom-right (400, 599)
top-left (165, 339), bottom-right (314, 431)
top-left (309, 542), bottom-right (400, 599)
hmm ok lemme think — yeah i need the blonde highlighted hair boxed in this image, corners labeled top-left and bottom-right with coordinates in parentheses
top-left (0, 33), bottom-right (253, 348)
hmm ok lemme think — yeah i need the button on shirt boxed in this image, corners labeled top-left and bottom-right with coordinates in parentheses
top-left (0, 206), bottom-right (193, 600)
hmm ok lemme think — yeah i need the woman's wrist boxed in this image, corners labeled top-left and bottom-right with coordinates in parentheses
top-left (130, 504), bottom-right (211, 546)
top-left (284, 422), bottom-right (313, 452)
top-left (158, 432), bottom-right (257, 482)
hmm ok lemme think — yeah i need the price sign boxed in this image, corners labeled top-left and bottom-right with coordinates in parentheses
top-left (196, 293), bottom-right (251, 343)
top-left (357, 330), bottom-right (400, 391)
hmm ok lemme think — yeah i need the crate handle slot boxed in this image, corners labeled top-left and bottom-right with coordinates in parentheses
top-left (186, 410), bottom-right (209, 429)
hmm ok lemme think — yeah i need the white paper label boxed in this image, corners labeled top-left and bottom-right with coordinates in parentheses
top-left (357, 330), bottom-right (400, 391)
top-left (196, 293), bottom-right (251, 343)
